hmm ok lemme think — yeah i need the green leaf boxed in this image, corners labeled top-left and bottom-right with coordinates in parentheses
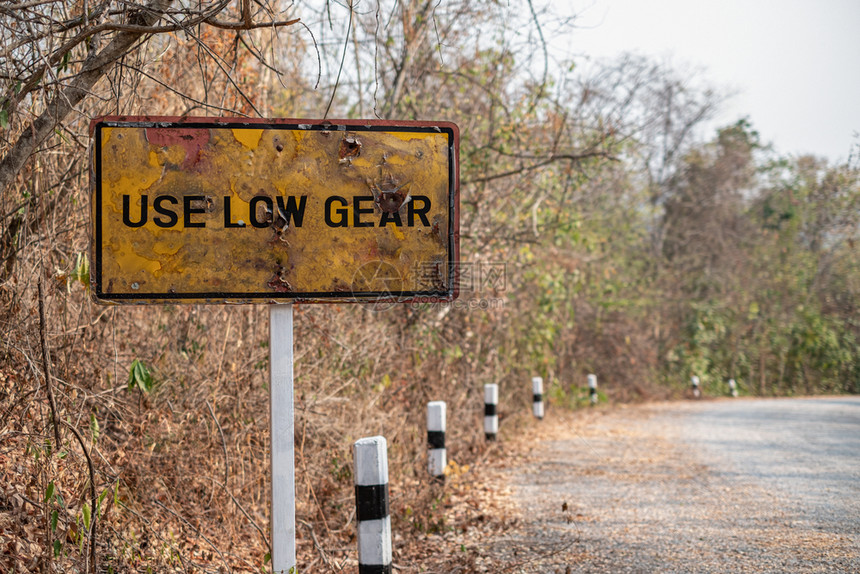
top-left (82, 502), bottom-right (91, 530)
top-left (128, 359), bottom-right (154, 393)
top-left (51, 509), bottom-right (59, 532)
top-left (53, 539), bottom-right (62, 557)
top-left (70, 252), bottom-right (90, 291)
top-left (98, 487), bottom-right (110, 517)
top-left (56, 51), bottom-right (70, 73)
top-left (90, 413), bottom-right (100, 442)
top-left (44, 482), bottom-right (55, 503)
top-left (0, 109), bottom-right (8, 130)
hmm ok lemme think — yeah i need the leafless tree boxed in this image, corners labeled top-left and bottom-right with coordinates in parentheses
top-left (0, 0), bottom-right (301, 200)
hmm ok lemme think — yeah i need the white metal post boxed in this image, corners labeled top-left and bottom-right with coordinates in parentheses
top-left (270, 304), bottom-right (296, 573)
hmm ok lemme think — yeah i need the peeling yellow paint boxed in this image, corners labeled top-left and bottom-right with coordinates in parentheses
top-left (387, 222), bottom-right (406, 241)
top-left (232, 128), bottom-right (264, 150)
top-left (152, 241), bottom-right (182, 256)
top-left (389, 131), bottom-right (437, 142)
top-left (116, 248), bottom-right (163, 277)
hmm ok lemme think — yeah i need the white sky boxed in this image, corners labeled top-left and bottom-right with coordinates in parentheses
top-left (551, 0), bottom-right (860, 162)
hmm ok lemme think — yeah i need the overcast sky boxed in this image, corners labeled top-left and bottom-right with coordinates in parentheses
top-left (551, 0), bottom-right (860, 163)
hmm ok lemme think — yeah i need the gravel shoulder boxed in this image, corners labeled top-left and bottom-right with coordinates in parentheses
top-left (456, 399), bottom-right (860, 574)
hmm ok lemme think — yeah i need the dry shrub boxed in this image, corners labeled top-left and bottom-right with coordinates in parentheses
top-left (0, 268), bottom-right (532, 572)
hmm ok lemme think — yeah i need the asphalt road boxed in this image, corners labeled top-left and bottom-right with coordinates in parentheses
top-left (486, 397), bottom-right (860, 573)
top-left (682, 397), bottom-right (860, 540)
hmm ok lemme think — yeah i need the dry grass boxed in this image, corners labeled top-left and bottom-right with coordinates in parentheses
top-left (0, 277), bottom-right (562, 573)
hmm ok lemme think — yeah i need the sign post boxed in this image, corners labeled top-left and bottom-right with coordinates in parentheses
top-left (270, 304), bottom-right (296, 572)
top-left (90, 117), bottom-right (459, 572)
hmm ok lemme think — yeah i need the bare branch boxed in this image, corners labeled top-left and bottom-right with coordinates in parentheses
top-left (323, 0), bottom-right (353, 119)
top-left (463, 150), bottom-right (617, 186)
top-left (37, 279), bottom-right (61, 448)
top-left (0, 0), bottom-right (178, 200)
top-left (202, 16), bottom-right (300, 31)
top-left (63, 421), bottom-right (98, 573)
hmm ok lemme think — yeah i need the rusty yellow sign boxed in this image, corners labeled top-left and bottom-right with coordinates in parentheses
top-left (90, 117), bottom-right (459, 304)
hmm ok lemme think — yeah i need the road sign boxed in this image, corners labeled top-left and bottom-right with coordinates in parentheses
top-left (90, 117), bottom-right (459, 304)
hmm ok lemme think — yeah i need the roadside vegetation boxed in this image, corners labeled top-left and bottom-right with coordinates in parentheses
top-left (1, 1), bottom-right (857, 571)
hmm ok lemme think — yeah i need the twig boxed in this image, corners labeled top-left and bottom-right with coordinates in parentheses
top-left (205, 399), bottom-right (229, 486)
top-left (211, 478), bottom-right (272, 560)
top-left (204, 17), bottom-right (300, 31)
top-left (118, 62), bottom-right (251, 117)
top-left (214, 311), bottom-right (233, 387)
top-left (113, 501), bottom-right (191, 574)
top-left (297, 416), bottom-right (331, 535)
top-left (525, 0), bottom-right (548, 115)
top-left (297, 519), bottom-right (333, 569)
top-left (298, 20), bottom-right (321, 90)
top-left (323, 0), bottom-right (353, 119)
top-left (462, 150), bottom-right (617, 186)
top-left (63, 422), bottom-right (97, 574)
top-left (37, 279), bottom-right (61, 449)
top-left (153, 499), bottom-right (233, 573)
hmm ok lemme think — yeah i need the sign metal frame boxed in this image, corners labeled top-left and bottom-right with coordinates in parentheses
top-left (90, 116), bottom-right (460, 304)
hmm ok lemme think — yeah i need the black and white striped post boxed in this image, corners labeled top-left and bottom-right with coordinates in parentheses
top-left (691, 375), bottom-right (701, 399)
top-left (728, 378), bottom-right (738, 398)
top-left (532, 376), bottom-right (544, 419)
top-left (587, 373), bottom-right (598, 406)
top-left (427, 401), bottom-right (446, 480)
top-left (354, 436), bottom-right (392, 574)
top-left (484, 384), bottom-right (499, 441)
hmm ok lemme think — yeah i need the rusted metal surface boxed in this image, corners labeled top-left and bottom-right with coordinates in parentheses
top-left (90, 117), bottom-right (459, 304)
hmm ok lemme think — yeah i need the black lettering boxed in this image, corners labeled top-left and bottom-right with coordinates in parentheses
top-left (275, 195), bottom-right (307, 228)
top-left (324, 196), bottom-right (349, 227)
top-left (224, 196), bottom-right (245, 228)
top-left (183, 195), bottom-right (206, 228)
top-left (153, 195), bottom-right (178, 228)
top-left (379, 209), bottom-right (403, 227)
top-left (408, 195), bottom-right (431, 226)
top-left (122, 194), bottom-right (148, 228)
top-left (353, 195), bottom-right (374, 228)
top-left (249, 196), bottom-right (273, 228)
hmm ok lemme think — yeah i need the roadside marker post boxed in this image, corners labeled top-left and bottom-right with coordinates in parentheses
top-left (532, 377), bottom-right (544, 419)
top-left (427, 401), bottom-right (447, 480)
top-left (729, 378), bottom-right (738, 397)
top-left (89, 117), bottom-right (459, 572)
top-left (354, 436), bottom-right (392, 574)
top-left (484, 384), bottom-right (499, 440)
top-left (587, 373), bottom-right (598, 406)
top-left (691, 375), bottom-right (701, 399)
